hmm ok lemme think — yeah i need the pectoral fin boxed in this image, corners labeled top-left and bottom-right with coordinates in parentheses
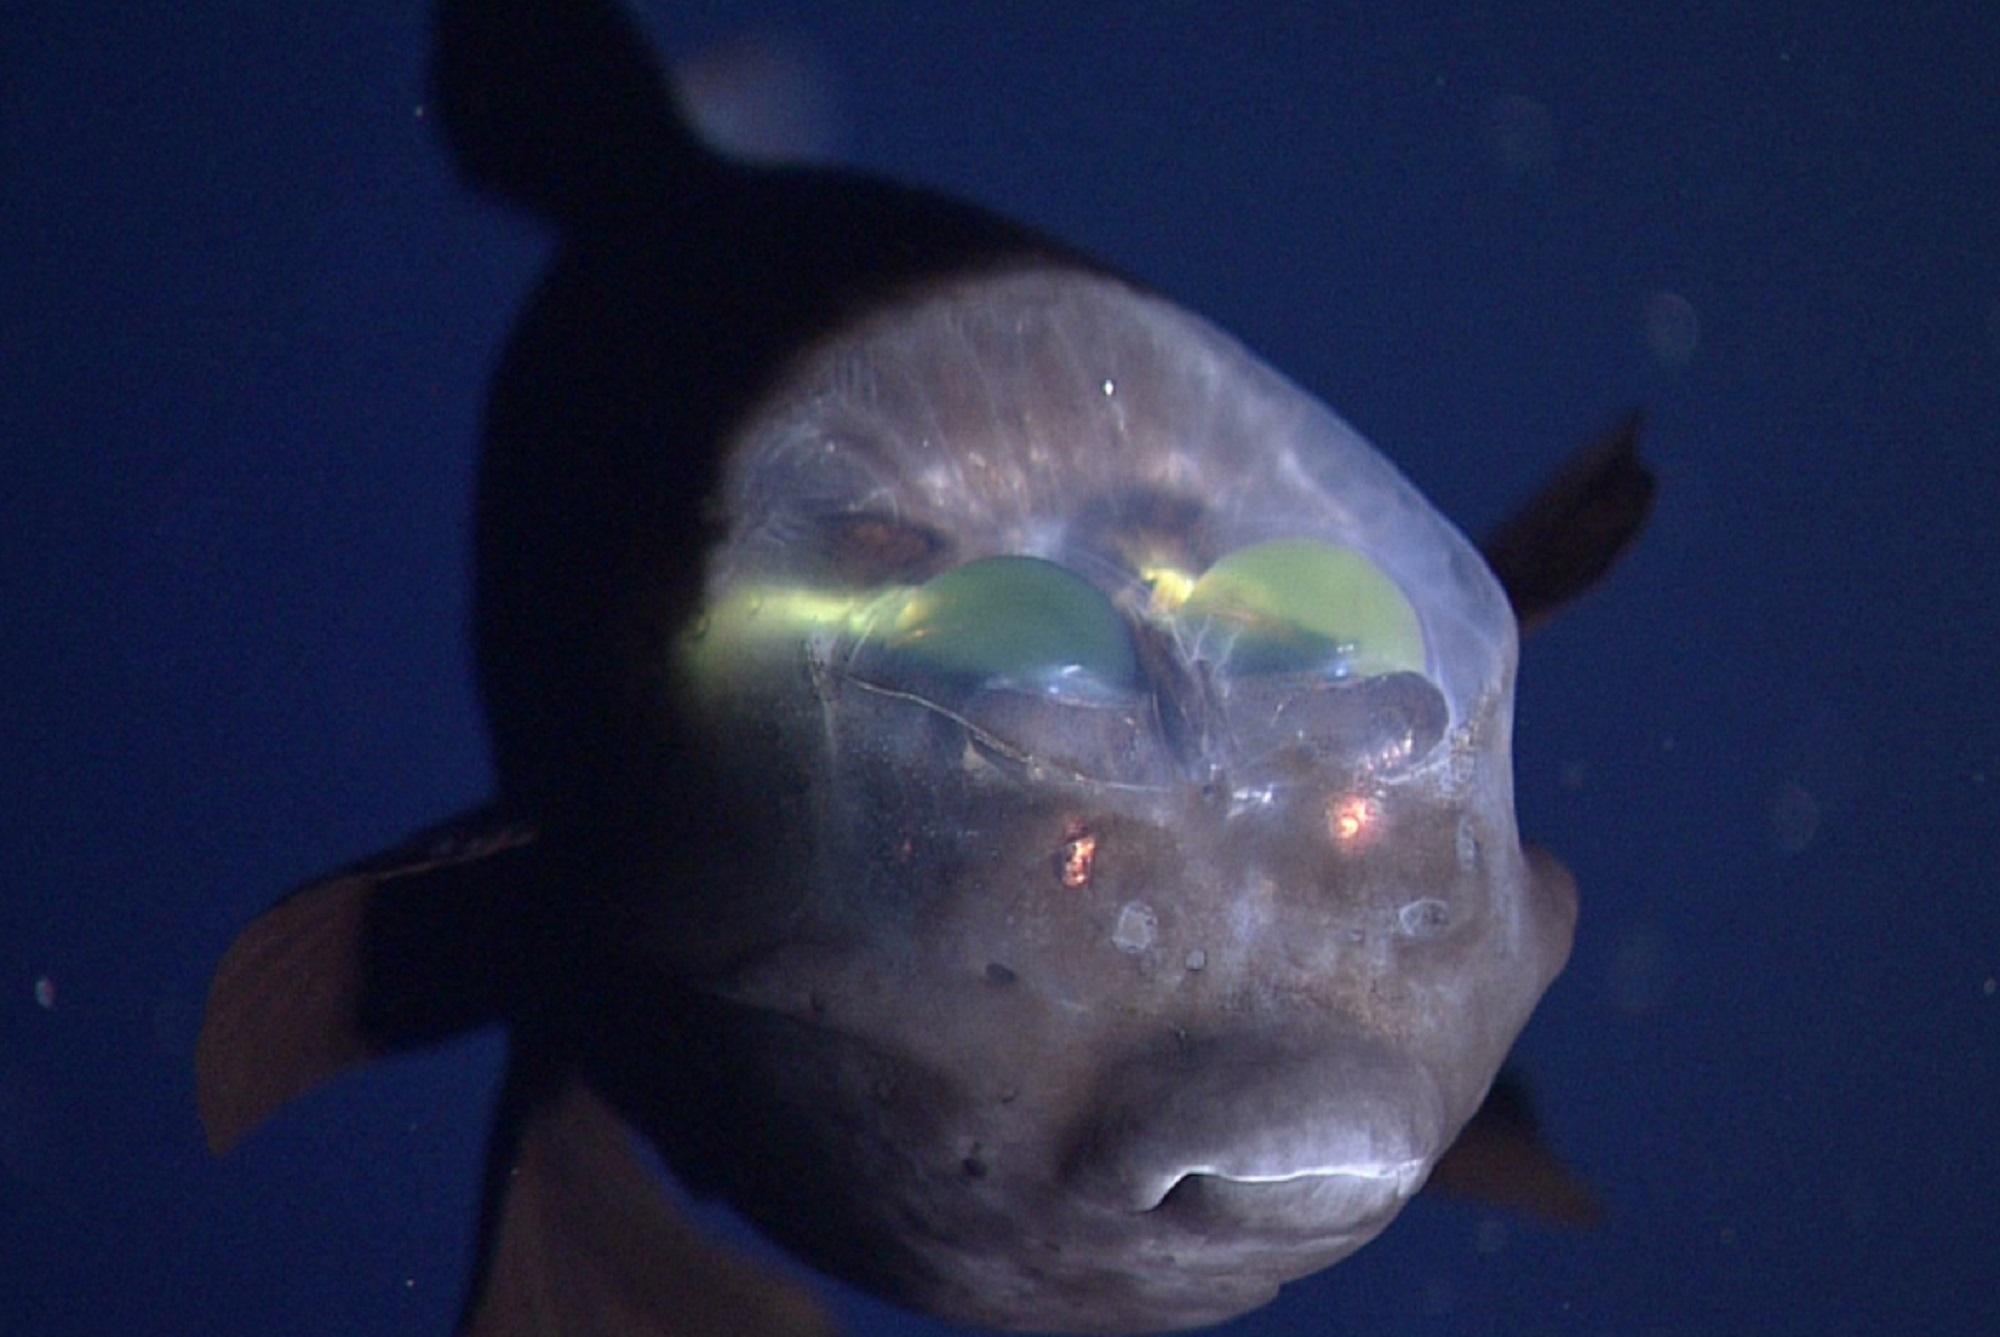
top-left (1481, 412), bottom-right (1655, 636)
top-left (196, 808), bottom-right (536, 1155)
top-left (1426, 1069), bottom-right (1603, 1226)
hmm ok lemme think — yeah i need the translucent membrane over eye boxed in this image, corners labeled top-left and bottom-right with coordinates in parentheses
top-left (682, 538), bottom-right (1440, 782)
top-left (1173, 540), bottom-right (1425, 678)
top-left (1222, 670), bottom-right (1449, 777)
top-left (864, 555), bottom-right (1138, 695)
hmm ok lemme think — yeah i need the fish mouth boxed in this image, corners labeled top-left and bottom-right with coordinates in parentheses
top-left (1138, 1156), bottom-right (1432, 1241)
top-left (1066, 1036), bottom-right (1446, 1240)
top-left (1146, 1153), bottom-right (1431, 1204)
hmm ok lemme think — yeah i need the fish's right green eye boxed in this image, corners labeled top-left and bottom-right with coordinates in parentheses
top-left (862, 555), bottom-right (1137, 696)
top-left (1173, 539), bottom-right (1425, 678)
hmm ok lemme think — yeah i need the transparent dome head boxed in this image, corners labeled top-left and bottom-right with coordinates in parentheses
top-left (667, 267), bottom-right (1559, 1336)
top-left (682, 267), bottom-right (1517, 798)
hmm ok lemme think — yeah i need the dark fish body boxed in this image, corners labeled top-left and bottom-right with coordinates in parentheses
top-left (198, 2), bottom-right (1652, 1334)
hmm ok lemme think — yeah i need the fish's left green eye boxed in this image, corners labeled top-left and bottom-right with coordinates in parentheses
top-left (1173, 539), bottom-right (1424, 677)
top-left (866, 556), bottom-right (1137, 694)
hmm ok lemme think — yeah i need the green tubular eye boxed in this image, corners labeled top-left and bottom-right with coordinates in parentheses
top-left (679, 583), bottom-right (872, 694)
top-left (868, 555), bottom-right (1137, 693)
top-left (1175, 539), bottom-right (1424, 677)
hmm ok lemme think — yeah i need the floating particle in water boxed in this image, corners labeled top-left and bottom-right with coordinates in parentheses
top-left (1483, 95), bottom-right (1556, 178)
top-left (1641, 291), bottom-right (1700, 369)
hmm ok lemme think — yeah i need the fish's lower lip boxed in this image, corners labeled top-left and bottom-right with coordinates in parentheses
top-left (1136, 1152), bottom-right (1432, 1208)
top-left (1141, 1159), bottom-right (1430, 1236)
top-left (1180, 1156), bottom-right (1431, 1193)
top-left (1063, 1036), bottom-right (1447, 1227)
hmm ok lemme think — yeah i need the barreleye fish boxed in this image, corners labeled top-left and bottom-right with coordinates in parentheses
top-left (197, 0), bottom-right (1653, 1334)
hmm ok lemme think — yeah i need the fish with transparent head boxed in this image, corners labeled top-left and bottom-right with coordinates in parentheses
top-left (665, 267), bottom-right (1569, 1330)
top-left (196, 1), bottom-right (1650, 1334)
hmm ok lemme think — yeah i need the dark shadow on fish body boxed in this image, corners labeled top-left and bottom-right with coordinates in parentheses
top-left (197, 1), bottom-right (1653, 1334)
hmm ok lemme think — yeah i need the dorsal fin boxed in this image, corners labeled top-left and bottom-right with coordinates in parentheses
top-left (431, 0), bottom-right (712, 222)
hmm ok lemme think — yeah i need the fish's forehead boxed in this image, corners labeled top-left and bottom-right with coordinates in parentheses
top-left (708, 267), bottom-right (1516, 733)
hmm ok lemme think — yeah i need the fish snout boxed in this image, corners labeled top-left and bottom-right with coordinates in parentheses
top-left (1066, 1038), bottom-right (1447, 1238)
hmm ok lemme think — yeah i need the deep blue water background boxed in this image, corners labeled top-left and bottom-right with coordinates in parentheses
top-left (4, 2), bottom-right (1998, 1334)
